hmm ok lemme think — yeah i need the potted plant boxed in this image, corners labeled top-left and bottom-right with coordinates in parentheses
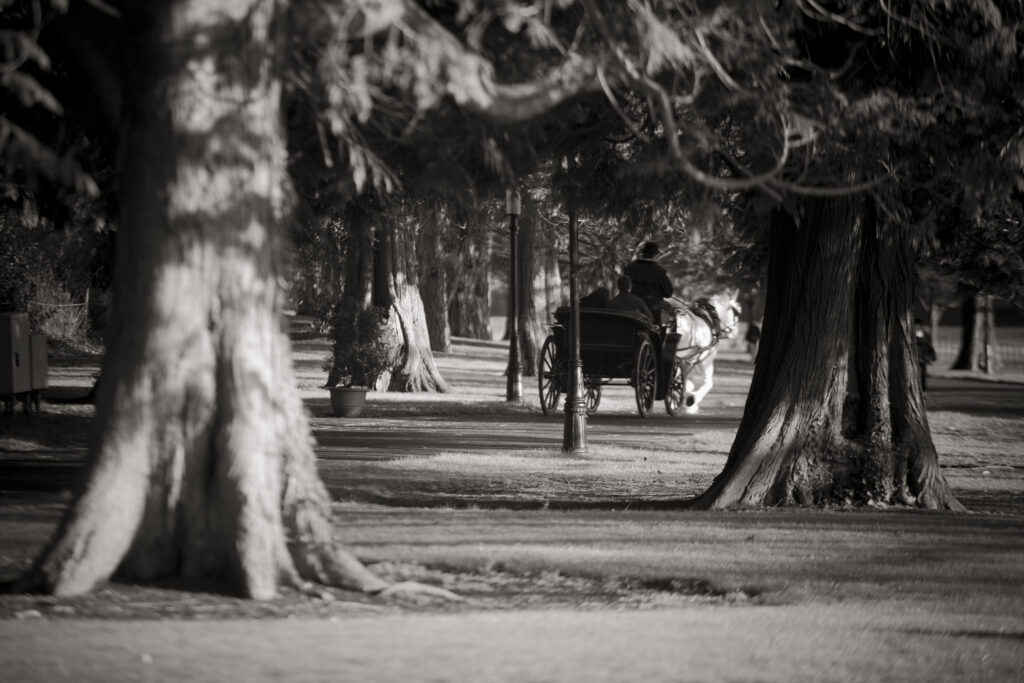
top-left (323, 299), bottom-right (391, 417)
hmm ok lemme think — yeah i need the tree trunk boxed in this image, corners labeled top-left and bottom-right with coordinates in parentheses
top-left (418, 205), bottom-right (451, 354)
top-left (538, 222), bottom-right (564, 315)
top-left (847, 208), bottom-right (960, 509)
top-left (16, 0), bottom-right (389, 598)
top-left (327, 203), bottom-right (386, 389)
top-left (331, 202), bottom-right (447, 392)
top-left (447, 215), bottom-right (492, 340)
top-left (517, 209), bottom-right (543, 376)
top-left (533, 213), bottom-right (564, 375)
top-left (384, 209), bottom-right (449, 391)
top-left (952, 295), bottom-right (999, 372)
top-left (693, 199), bottom-right (961, 511)
top-left (952, 297), bottom-right (980, 370)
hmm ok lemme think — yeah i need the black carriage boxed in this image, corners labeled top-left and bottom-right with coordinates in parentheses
top-left (538, 307), bottom-right (687, 418)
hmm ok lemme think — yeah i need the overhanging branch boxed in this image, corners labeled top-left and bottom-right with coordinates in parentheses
top-left (320, 0), bottom-right (607, 124)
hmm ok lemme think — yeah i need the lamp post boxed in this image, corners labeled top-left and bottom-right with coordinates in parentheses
top-left (562, 202), bottom-right (587, 454)
top-left (506, 188), bottom-right (522, 402)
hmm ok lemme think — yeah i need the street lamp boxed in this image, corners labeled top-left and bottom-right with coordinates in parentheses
top-left (506, 188), bottom-right (522, 402)
top-left (562, 202), bottom-right (587, 454)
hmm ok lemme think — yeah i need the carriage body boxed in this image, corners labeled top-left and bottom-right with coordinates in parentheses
top-left (538, 307), bottom-right (686, 417)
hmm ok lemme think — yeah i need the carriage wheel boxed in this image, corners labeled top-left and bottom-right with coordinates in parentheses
top-left (584, 376), bottom-right (602, 414)
top-left (664, 358), bottom-right (686, 416)
top-left (538, 335), bottom-right (563, 415)
top-left (634, 337), bottom-right (658, 418)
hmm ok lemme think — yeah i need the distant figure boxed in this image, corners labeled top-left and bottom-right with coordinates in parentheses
top-left (624, 241), bottom-right (673, 318)
top-left (915, 319), bottom-right (937, 390)
top-left (745, 322), bottom-right (761, 362)
top-left (579, 286), bottom-right (610, 308)
top-left (607, 275), bottom-right (652, 320)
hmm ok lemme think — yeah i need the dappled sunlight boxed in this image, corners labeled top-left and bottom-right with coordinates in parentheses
top-left (320, 435), bottom-right (727, 507)
top-left (383, 444), bottom-right (724, 475)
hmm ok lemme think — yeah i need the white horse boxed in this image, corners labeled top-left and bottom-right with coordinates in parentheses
top-left (667, 291), bottom-right (740, 414)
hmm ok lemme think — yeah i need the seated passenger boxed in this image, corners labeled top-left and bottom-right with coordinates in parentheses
top-left (607, 275), bottom-right (653, 320)
top-left (623, 241), bottom-right (673, 313)
top-left (579, 286), bottom-right (610, 308)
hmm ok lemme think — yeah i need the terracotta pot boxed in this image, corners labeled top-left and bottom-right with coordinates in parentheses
top-left (328, 387), bottom-right (368, 417)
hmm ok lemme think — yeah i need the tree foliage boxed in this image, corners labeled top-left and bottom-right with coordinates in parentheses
top-left (1, 0), bottom-right (100, 198)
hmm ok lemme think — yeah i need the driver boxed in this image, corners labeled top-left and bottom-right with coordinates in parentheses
top-left (624, 241), bottom-right (674, 316)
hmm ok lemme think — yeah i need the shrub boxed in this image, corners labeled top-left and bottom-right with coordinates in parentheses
top-left (324, 298), bottom-right (391, 388)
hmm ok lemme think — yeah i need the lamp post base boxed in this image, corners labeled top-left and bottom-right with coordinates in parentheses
top-left (562, 361), bottom-right (587, 454)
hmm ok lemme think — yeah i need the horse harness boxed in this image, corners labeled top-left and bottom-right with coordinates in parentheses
top-left (669, 298), bottom-right (737, 365)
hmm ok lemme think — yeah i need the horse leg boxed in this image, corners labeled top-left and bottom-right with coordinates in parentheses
top-left (684, 359), bottom-right (714, 413)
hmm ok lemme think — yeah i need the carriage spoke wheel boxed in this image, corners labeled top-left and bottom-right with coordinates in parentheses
top-left (634, 337), bottom-right (657, 418)
top-left (538, 336), bottom-right (563, 415)
top-left (664, 358), bottom-right (686, 416)
top-left (584, 376), bottom-right (602, 415)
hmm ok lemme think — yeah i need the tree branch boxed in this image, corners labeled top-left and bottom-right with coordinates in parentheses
top-left (311, 0), bottom-right (608, 124)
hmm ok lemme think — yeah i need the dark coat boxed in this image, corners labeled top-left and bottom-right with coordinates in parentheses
top-left (624, 258), bottom-right (673, 308)
top-left (608, 292), bottom-right (653, 319)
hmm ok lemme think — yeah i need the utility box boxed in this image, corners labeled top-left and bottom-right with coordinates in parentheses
top-left (1, 312), bottom-right (31, 395)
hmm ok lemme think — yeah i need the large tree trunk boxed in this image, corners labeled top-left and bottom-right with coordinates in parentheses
top-left (16, 0), bottom-right (389, 598)
top-left (516, 208), bottom-right (544, 376)
top-left (847, 208), bottom-right (960, 509)
top-left (532, 212), bottom-right (563, 377)
top-left (326, 203), bottom-right (390, 389)
top-left (330, 202), bottom-right (447, 392)
top-left (384, 209), bottom-right (448, 391)
top-left (418, 204), bottom-right (451, 353)
top-left (952, 295), bottom-right (999, 372)
top-left (447, 213), bottom-right (492, 339)
top-left (693, 199), bottom-right (961, 511)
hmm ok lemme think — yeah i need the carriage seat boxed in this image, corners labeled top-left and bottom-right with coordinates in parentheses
top-left (554, 307), bottom-right (659, 350)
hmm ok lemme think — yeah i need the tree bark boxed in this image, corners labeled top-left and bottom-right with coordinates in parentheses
top-left (327, 203), bottom-right (385, 388)
top-left (531, 211), bottom-right (563, 377)
top-left (516, 209), bottom-right (543, 376)
top-left (331, 201), bottom-right (447, 392)
top-left (16, 0), bottom-right (392, 599)
top-left (418, 204), bottom-right (451, 353)
top-left (693, 198), bottom-right (961, 510)
top-left (384, 209), bottom-right (449, 391)
top-left (952, 295), bottom-right (999, 372)
top-left (447, 214), bottom-right (492, 340)
top-left (848, 207), bottom-right (961, 509)
top-left (952, 297), bottom-right (981, 370)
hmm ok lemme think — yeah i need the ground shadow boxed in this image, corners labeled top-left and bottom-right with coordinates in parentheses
top-left (925, 378), bottom-right (1024, 417)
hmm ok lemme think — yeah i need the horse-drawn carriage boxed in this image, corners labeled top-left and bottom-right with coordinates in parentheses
top-left (538, 294), bottom-right (739, 418)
